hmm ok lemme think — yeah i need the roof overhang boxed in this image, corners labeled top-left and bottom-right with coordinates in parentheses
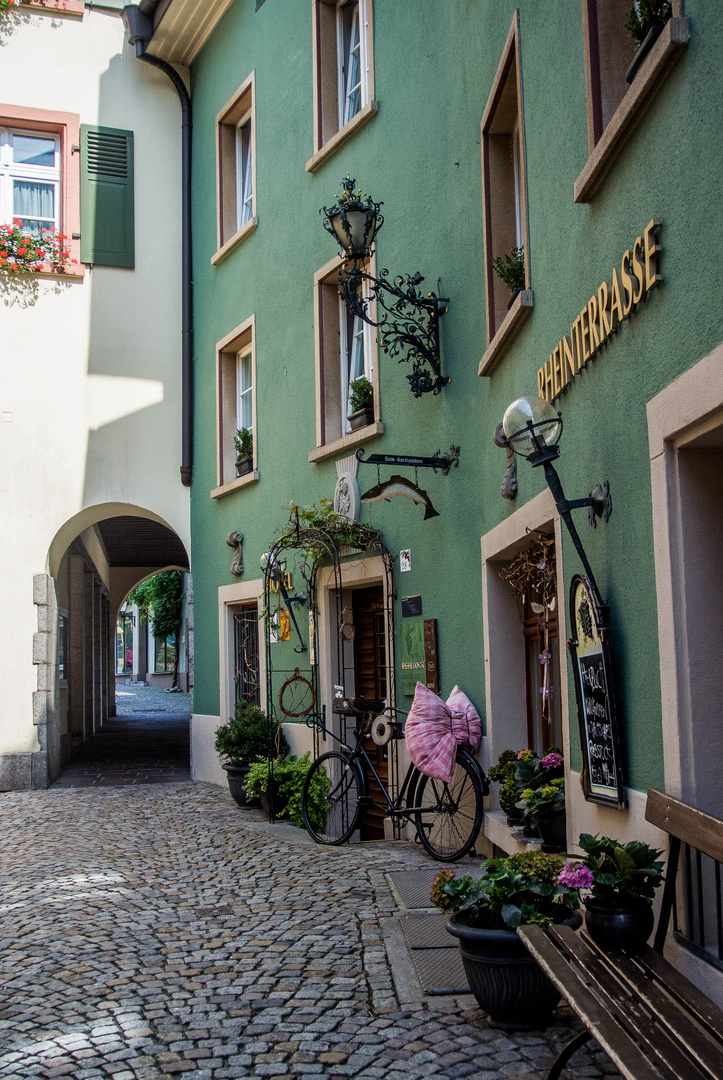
top-left (145, 0), bottom-right (236, 65)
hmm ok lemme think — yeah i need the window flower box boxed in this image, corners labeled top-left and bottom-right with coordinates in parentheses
top-left (0, 219), bottom-right (73, 276)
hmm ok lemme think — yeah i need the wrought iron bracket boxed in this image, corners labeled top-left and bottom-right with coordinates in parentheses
top-left (356, 446), bottom-right (460, 476)
top-left (339, 262), bottom-right (449, 397)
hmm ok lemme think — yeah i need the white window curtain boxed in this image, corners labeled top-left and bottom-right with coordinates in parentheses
top-left (237, 347), bottom-right (253, 433)
top-left (337, 0), bottom-right (368, 127)
top-left (236, 119), bottom-right (253, 230)
top-left (340, 283), bottom-right (373, 430)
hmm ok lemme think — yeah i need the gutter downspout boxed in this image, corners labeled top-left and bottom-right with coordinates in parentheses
top-left (124, 3), bottom-right (193, 487)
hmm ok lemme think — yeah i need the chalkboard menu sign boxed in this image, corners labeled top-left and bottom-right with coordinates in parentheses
top-left (568, 575), bottom-right (627, 808)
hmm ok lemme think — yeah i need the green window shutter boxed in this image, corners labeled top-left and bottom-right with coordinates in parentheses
top-left (80, 125), bottom-right (134, 268)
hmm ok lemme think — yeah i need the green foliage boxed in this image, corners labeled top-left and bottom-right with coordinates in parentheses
top-left (625, 1), bottom-right (672, 44)
top-left (127, 571), bottom-right (184, 643)
top-left (487, 749), bottom-right (517, 784)
top-left (233, 427), bottom-right (253, 461)
top-left (578, 833), bottom-right (664, 906)
top-left (431, 851), bottom-right (580, 930)
top-left (243, 752), bottom-right (329, 829)
top-left (214, 702), bottom-right (289, 766)
top-left (348, 375), bottom-right (374, 413)
top-left (492, 246), bottom-right (525, 291)
top-left (499, 777), bottom-right (520, 817)
top-left (280, 498), bottom-right (384, 573)
top-left (517, 777), bottom-right (565, 824)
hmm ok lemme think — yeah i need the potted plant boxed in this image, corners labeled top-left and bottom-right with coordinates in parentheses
top-left (347, 375), bottom-right (374, 431)
top-left (214, 701), bottom-right (289, 807)
top-left (488, 749), bottom-right (522, 826)
top-left (492, 245), bottom-right (525, 309)
top-left (233, 427), bottom-right (253, 477)
top-left (244, 752), bottom-right (329, 829)
top-left (625, 1), bottom-right (672, 83)
top-left (432, 852), bottom-right (582, 1029)
top-left (576, 833), bottom-right (665, 949)
top-left (516, 751), bottom-right (566, 851)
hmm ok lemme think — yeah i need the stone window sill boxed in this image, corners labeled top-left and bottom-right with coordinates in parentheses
top-left (478, 290), bottom-right (534, 377)
top-left (483, 808), bottom-right (542, 856)
top-left (305, 101), bottom-right (379, 174)
top-left (575, 18), bottom-right (690, 203)
top-left (210, 469), bottom-right (259, 499)
top-left (211, 217), bottom-right (258, 266)
top-left (308, 421), bottom-right (383, 463)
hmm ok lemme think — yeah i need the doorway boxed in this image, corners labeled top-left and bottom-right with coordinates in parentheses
top-left (351, 584), bottom-right (387, 841)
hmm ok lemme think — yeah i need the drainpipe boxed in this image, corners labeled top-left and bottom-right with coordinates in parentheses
top-left (122, 5), bottom-right (193, 487)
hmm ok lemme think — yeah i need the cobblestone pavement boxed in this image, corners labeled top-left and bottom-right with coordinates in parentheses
top-left (53, 688), bottom-right (191, 788)
top-left (0, 783), bottom-right (622, 1079)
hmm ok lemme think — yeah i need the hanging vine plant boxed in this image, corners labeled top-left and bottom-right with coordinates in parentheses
top-left (277, 497), bottom-right (388, 584)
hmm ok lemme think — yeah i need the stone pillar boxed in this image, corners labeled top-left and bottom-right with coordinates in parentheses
top-left (32, 573), bottom-right (59, 788)
top-left (68, 553), bottom-right (85, 752)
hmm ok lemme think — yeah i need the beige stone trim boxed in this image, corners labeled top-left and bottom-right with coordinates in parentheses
top-left (478, 289), bottom-right (533, 377)
top-left (215, 315), bottom-right (257, 490)
top-left (306, 100), bottom-right (379, 173)
top-left (308, 423), bottom-right (383, 463)
top-left (210, 471), bottom-right (260, 500)
top-left (647, 345), bottom-right (723, 801)
top-left (215, 72), bottom-right (256, 253)
top-left (210, 217), bottom-right (258, 266)
top-left (575, 18), bottom-right (690, 203)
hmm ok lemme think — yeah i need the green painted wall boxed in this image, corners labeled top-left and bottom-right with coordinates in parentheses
top-left (189, 0), bottom-right (723, 794)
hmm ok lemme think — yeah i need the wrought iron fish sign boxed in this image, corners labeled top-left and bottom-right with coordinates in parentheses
top-left (360, 474), bottom-right (439, 520)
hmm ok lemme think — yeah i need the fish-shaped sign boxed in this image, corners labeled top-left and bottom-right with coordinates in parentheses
top-left (360, 474), bottom-right (440, 520)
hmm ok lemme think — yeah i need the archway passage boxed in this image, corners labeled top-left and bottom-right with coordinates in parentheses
top-left (46, 508), bottom-right (191, 787)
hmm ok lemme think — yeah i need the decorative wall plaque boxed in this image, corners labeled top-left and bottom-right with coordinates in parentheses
top-left (568, 574), bottom-right (626, 808)
top-left (334, 454), bottom-right (361, 521)
top-left (226, 531), bottom-right (244, 576)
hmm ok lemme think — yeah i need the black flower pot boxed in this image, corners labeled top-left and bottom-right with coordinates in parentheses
top-left (505, 806), bottom-right (524, 828)
top-left (538, 813), bottom-right (567, 853)
top-left (258, 779), bottom-right (289, 821)
top-left (446, 913), bottom-right (582, 1029)
top-left (222, 763), bottom-right (258, 808)
top-left (584, 900), bottom-right (655, 951)
top-left (347, 405), bottom-right (374, 432)
top-left (522, 820), bottom-right (540, 838)
top-left (625, 24), bottom-right (664, 83)
top-left (235, 457), bottom-right (253, 478)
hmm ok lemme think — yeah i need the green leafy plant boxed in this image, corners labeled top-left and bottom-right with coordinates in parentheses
top-left (244, 752), bottom-right (329, 830)
top-left (126, 571), bottom-right (184, 687)
top-left (348, 375), bottom-right (374, 413)
top-left (431, 851), bottom-right (581, 930)
top-left (233, 427), bottom-right (253, 461)
top-left (492, 245), bottom-right (525, 291)
top-left (517, 777), bottom-right (565, 824)
top-left (487, 749), bottom-right (517, 785)
top-left (625, 1), bottom-right (672, 45)
top-left (214, 702), bottom-right (289, 766)
top-left (578, 833), bottom-right (664, 907)
top-left (279, 498), bottom-right (384, 573)
top-left (499, 777), bottom-right (520, 818)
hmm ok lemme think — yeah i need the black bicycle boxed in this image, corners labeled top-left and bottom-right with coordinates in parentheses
top-left (300, 699), bottom-right (488, 862)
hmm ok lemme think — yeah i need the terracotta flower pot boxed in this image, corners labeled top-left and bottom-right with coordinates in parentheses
top-left (446, 912), bottom-right (582, 1029)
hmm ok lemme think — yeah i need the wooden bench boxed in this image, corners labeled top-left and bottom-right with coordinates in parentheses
top-left (518, 789), bottom-right (723, 1080)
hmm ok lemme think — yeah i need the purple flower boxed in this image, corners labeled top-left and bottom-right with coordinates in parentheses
top-left (539, 685), bottom-right (555, 700)
top-left (541, 751), bottom-right (564, 770)
top-left (558, 864), bottom-right (594, 890)
top-left (539, 649), bottom-right (552, 666)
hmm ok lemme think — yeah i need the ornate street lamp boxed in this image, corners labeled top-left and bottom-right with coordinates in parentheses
top-left (321, 176), bottom-right (450, 398)
top-left (502, 396), bottom-right (612, 620)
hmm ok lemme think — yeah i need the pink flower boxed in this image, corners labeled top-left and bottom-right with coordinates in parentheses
top-left (558, 864), bottom-right (594, 890)
top-left (541, 751), bottom-right (564, 770)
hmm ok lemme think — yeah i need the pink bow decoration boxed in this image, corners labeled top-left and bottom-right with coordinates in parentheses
top-left (404, 683), bottom-right (482, 783)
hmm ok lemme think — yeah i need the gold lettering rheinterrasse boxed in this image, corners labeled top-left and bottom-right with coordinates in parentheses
top-left (537, 220), bottom-right (661, 401)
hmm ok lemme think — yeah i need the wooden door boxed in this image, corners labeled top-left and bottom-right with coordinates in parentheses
top-left (352, 585), bottom-right (387, 841)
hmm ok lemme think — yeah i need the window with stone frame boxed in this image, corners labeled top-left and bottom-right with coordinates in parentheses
top-left (213, 73), bottom-right (257, 263)
top-left (213, 316), bottom-right (259, 496)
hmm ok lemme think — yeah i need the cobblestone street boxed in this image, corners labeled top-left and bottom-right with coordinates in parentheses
top-left (0, 781), bottom-right (622, 1079)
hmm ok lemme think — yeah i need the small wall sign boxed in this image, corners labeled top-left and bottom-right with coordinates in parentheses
top-left (399, 549), bottom-right (411, 572)
top-left (402, 595), bottom-right (422, 618)
top-left (568, 574), bottom-right (626, 808)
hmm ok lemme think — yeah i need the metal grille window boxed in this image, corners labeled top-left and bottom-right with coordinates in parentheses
top-left (234, 603), bottom-right (260, 705)
top-left (0, 129), bottom-right (59, 231)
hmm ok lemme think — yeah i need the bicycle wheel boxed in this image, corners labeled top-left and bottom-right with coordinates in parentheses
top-left (301, 751), bottom-right (366, 844)
top-left (414, 749), bottom-right (484, 862)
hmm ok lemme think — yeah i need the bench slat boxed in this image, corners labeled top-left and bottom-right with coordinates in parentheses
top-left (598, 941), bottom-right (723, 1078)
top-left (636, 944), bottom-right (723, 1039)
top-left (519, 926), bottom-right (663, 1080)
top-left (646, 789), bottom-right (723, 863)
top-left (550, 926), bottom-right (712, 1080)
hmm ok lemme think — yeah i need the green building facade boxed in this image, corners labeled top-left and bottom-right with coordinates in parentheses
top-left (145, 0), bottom-right (722, 994)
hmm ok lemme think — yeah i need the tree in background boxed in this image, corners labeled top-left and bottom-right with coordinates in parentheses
top-left (127, 571), bottom-right (185, 688)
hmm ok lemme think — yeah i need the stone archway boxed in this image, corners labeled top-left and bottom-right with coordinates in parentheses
top-left (36, 506), bottom-right (190, 786)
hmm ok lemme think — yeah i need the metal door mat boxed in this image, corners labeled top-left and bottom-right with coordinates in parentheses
top-left (387, 865), bottom-right (483, 910)
top-left (399, 914), bottom-right (469, 995)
